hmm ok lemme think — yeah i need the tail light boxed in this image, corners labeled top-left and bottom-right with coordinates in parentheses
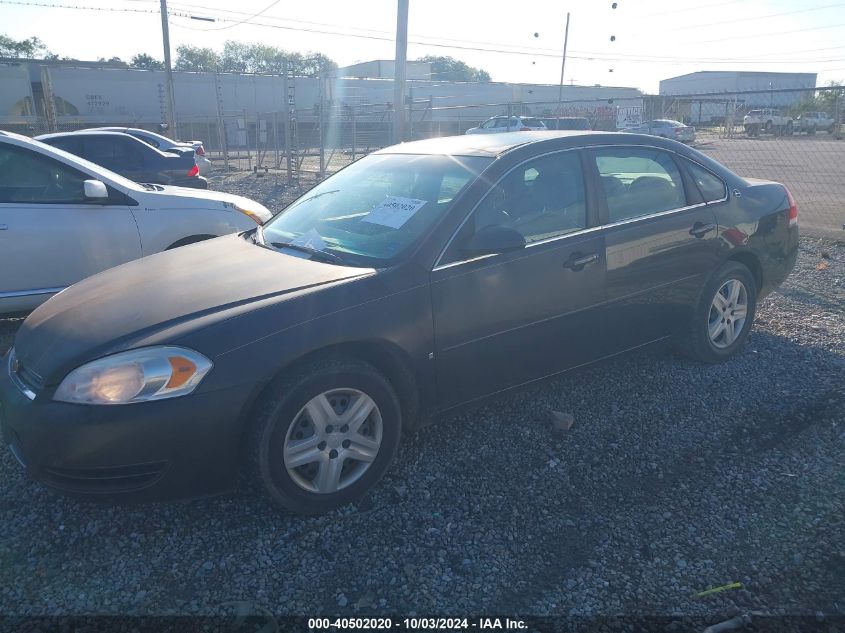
top-left (785, 186), bottom-right (798, 227)
top-left (519, 127), bottom-right (531, 131)
top-left (195, 145), bottom-right (205, 156)
top-left (187, 164), bottom-right (199, 178)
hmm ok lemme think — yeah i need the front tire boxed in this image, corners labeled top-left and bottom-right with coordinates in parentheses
top-left (674, 261), bottom-right (757, 363)
top-left (246, 358), bottom-right (402, 514)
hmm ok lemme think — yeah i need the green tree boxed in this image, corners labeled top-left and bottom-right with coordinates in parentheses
top-left (130, 53), bottom-right (164, 71)
top-left (219, 41), bottom-right (335, 76)
top-left (816, 81), bottom-right (844, 112)
top-left (298, 52), bottom-right (337, 77)
top-left (174, 41), bottom-right (336, 76)
top-left (97, 56), bottom-right (128, 67)
top-left (415, 55), bottom-right (491, 82)
top-left (174, 44), bottom-right (220, 72)
top-left (0, 34), bottom-right (50, 58)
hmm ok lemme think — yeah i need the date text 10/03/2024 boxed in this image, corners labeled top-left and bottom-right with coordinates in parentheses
top-left (308, 617), bottom-right (528, 630)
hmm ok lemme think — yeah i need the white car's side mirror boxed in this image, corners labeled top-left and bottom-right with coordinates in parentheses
top-left (84, 179), bottom-right (109, 200)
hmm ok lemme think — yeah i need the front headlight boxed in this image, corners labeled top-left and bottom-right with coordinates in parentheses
top-left (53, 346), bottom-right (212, 405)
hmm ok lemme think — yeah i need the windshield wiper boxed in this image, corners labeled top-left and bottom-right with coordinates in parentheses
top-left (271, 241), bottom-right (344, 265)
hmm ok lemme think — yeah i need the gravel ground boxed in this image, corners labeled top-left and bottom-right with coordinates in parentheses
top-left (0, 232), bottom-right (842, 625)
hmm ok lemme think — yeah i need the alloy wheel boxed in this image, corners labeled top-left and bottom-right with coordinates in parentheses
top-left (708, 278), bottom-right (748, 349)
top-left (283, 388), bottom-right (382, 494)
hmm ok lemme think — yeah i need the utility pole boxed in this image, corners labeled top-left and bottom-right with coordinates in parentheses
top-left (160, 0), bottom-right (177, 136)
top-left (393, 0), bottom-right (409, 144)
top-left (557, 12), bottom-right (570, 113)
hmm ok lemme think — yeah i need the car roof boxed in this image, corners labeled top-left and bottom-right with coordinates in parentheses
top-left (35, 130), bottom-right (139, 140)
top-left (377, 130), bottom-right (605, 157)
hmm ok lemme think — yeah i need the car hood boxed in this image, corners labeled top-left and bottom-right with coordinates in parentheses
top-left (144, 186), bottom-right (273, 222)
top-left (15, 234), bottom-right (374, 384)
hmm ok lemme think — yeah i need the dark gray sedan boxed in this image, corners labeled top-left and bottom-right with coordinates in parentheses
top-left (35, 131), bottom-right (207, 189)
top-left (0, 131), bottom-right (798, 514)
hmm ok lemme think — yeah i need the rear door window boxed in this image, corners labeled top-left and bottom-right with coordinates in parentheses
top-left (594, 148), bottom-right (687, 223)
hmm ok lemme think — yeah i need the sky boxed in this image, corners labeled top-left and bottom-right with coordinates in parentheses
top-left (1, 0), bottom-right (844, 93)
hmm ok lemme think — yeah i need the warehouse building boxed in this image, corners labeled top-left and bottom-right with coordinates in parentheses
top-left (658, 71), bottom-right (818, 124)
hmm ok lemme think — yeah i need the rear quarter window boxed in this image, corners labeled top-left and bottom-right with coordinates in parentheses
top-left (685, 160), bottom-right (727, 203)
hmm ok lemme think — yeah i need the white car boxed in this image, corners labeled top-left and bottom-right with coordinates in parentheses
top-left (91, 127), bottom-right (213, 175)
top-left (621, 119), bottom-right (695, 143)
top-left (466, 116), bottom-right (547, 134)
top-left (793, 111), bottom-right (835, 135)
top-left (0, 131), bottom-right (272, 314)
top-left (743, 109), bottom-right (793, 137)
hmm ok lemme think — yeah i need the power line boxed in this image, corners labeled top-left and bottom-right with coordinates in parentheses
top-left (669, 2), bottom-right (845, 32)
top-left (680, 20), bottom-right (845, 44)
top-left (0, 0), bottom-right (175, 15)
top-left (202, 0), bottom-right (282, 31)
top-left (162, 2), bottom-right (845, 64)
top-left (3, 0), bottom-right (843, 69)
top-left (630, 0), bottom-right (750, 20)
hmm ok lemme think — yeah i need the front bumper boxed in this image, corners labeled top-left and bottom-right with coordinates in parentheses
top-left (0, 355), bottom-right (255, 501)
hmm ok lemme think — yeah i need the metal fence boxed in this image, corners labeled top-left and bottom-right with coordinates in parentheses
top-left (3, 82), bottom-right (843, 236)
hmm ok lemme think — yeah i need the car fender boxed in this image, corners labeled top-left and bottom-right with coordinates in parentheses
top-left (130, 205), bottom-right (256, 255)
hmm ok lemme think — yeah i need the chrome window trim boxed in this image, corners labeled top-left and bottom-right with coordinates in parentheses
top-left (432, 142), bottom-right (724, 272)
top-left (0, 287), bottom-right (66, 299)
top-left (600, 201), bottom-right (708, 230)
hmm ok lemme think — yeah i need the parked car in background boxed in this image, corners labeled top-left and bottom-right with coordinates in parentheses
top-left (0, 131), bottom-right (797, 514)
top-left (0, 131), bottom-right (271, 314)
top-left (622, 119), bottom-right (696, 143)
top-left (35, 131), bottom-right (208, 189)
top-left (466, 116), bottom-right (546, 134)
top-left (90, 127), bottom-right (213, 174)
top-left (792, 112), bottom-right (834, 135)
top-left (743, 109), bottom-right (793, 136)
top-left (542, 117), bottom-right (591, 130)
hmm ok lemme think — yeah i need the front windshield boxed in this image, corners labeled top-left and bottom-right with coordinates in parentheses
top-left (262, 153), bottom-right (492, 265)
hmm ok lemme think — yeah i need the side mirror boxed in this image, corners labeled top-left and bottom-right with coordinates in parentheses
top-left (83, 179), bottom-right (109, 200)
top-left (463, 224), bottom-right (526, 256)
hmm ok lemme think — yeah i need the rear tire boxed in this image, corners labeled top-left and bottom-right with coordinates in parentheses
top-left (674, 261), bottom-right (757, 364)
top-left (246, 357), bottom-right (402, 514)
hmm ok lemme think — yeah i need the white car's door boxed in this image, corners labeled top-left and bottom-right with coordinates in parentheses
top-left (0, 142), bottom-right (142, 313)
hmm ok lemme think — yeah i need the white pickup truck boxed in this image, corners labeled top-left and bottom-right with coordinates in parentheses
top-left (743, 109), bottom-right (793, 137)
top-left (793, 111), bottom-right (835, 135)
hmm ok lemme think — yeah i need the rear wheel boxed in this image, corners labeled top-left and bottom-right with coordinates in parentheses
top-left (246, 358), bottom-right (401, 514)
top-left (674, 261), bottom-right (757, 363)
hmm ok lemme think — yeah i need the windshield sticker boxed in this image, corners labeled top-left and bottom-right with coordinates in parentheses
top-left (362, 196), bottom-right (427, 229)
top-left (289, 228), bottom-right (327, 251)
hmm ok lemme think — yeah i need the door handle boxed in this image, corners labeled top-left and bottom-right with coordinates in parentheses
top-left (689, 222), bottom-right (716, 238)
top-left (563, 252), bottom-right (599, 271)
top-left (0, 224), bottom-right (7, 230)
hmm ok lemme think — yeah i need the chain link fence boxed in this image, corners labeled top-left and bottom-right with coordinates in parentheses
top-left (2, 80), bottom-right (842, 236)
